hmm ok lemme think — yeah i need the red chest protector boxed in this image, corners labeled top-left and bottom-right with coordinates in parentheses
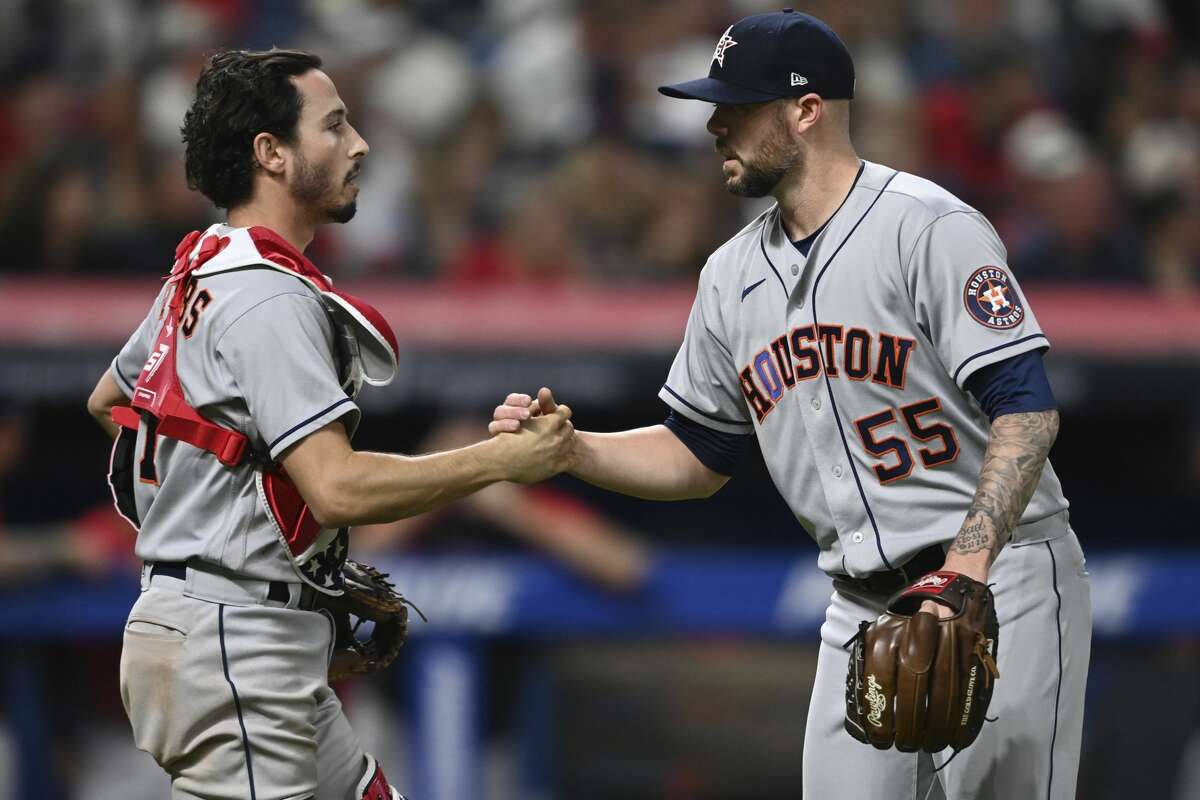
top-left (108, 226), bottom-right (398, 594)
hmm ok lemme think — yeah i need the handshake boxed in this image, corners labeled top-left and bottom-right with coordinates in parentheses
top-left (486, 387), bottom-right (579, 484)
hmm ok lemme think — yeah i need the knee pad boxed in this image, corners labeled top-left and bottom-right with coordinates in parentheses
top-left (356, 753), bottom-right (406, 800)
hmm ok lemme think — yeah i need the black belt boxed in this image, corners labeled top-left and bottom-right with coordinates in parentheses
top-left (149, 561), bottom-right (317, 610)
top-left (836, 543), bottom-right (947, 596)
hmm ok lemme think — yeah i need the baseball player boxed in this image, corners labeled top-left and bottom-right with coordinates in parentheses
top-left (85, 49), bottom-right (576, 800)
top-left (491, 11), bottom-right (1091, 799)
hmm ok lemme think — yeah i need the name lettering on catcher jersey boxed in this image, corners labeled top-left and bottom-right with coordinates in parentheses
top-left (738, 325), bottom-right (916, 423)
top-left (177, 276), bottom-right (214, 338)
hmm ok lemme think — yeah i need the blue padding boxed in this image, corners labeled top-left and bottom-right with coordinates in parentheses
top-left (1, 550), bottom-right (1197, 639)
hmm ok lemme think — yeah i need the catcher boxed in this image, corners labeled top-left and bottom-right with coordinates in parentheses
top-left (86, 49), bottom-right (575, 800)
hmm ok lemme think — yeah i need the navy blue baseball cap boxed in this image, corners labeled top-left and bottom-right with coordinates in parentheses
top-left (659, 9), bottom-right (855, 104)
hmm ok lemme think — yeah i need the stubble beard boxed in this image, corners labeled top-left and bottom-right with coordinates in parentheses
top-left (726, 115), bottom-right (803, 199)
top-left (293, 151), bottom-right (358, 224)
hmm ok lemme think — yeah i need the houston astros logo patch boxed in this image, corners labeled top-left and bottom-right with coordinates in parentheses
top-left (963, 266), bottom-right (1025, 329)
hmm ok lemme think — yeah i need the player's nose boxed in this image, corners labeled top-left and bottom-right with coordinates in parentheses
top-left (349, 123), bottom-right (369, 159)
top-left (706, 106), bottom-right (728, 137)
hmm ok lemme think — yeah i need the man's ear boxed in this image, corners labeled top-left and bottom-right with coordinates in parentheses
top-left (251, 132), bottom-right (288, 176)
top-left (792, 94), bottom-right (824, 135)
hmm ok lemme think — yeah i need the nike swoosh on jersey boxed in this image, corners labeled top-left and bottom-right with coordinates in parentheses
top-left (741, 278), bottom-right (767, 301)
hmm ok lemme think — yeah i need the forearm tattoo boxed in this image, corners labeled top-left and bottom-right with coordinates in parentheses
top-left (951, 410), bottom-right (1060, 563)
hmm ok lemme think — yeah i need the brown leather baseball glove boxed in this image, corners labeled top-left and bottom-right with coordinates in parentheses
top-left (844, 571), bottom-right (1000, 755)
top-left (316, 559), bottom-right (423, 682)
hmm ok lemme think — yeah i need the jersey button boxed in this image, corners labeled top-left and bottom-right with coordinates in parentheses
top-left (811, 397), bottom-right (822, 411)
top-left (851, 531), bottom-right (864, 544)
top-left (832, 465), bottom-right (843, 478)
top-left (796, 297), bottom-right (805, 308)
top-left (790, 264), bottom-right (800, 276)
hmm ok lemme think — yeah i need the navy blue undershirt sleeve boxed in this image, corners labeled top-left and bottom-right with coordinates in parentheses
top-left (964, 349), bottom-right (1056, 422)
top-left (663, 411), bottom-right (754, 476)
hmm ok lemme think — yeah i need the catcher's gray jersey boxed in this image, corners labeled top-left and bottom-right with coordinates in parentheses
top-left (660, 160), bottom-right (1068, 576)
top-left (112, 252), bottom-right (359, 583)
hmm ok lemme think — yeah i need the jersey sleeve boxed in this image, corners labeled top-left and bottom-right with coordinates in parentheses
top-left (905, 210), bottom-right (1049, 388)
top-left (216, 291), bottom-right (360, 460)
top-left (658, 277), bottom-right (754, 435)
top-left (112, 286), bottom-right (170, 398)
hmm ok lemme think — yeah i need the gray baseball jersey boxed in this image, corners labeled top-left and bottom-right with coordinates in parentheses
top-left (112, 230), bottom-right (360, 584)
top-left (660, 160), bottom-right (1070, 576)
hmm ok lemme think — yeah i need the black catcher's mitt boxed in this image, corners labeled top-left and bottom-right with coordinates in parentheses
top-left (316, 559), bottom-right (422, 681)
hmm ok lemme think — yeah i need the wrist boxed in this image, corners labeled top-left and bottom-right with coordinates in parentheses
top-left (570, 430), bottom-right (597, 479)
top-left (474, 436), bottom-right (514, 484)
top-left (941, 550), bottom-right (991, 583)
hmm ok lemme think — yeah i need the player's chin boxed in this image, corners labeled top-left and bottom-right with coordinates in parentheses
top-left (725, 176), bottom-right (767, 198)
top-left (721, 165), bottom-right (745, 193)
top-left (327, 199), bottom-right (358, 224)
top-left (726, 166), bottom-right (779, 198)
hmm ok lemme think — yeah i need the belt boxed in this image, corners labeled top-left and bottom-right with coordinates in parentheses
top-left (836, 543), bottom-right (947, 596)
top-left (149, 561), bottom-right (318, 611)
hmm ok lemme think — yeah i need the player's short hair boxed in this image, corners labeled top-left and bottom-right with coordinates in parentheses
top-left (182, 48), bottom-right (322, 210)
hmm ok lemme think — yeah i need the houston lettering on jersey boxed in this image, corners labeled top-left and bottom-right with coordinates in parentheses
top-left (738, 324), bottom-right (916, 423)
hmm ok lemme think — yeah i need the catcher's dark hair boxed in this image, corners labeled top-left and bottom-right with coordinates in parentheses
top-left (182, 48), bottom-right (322, 210)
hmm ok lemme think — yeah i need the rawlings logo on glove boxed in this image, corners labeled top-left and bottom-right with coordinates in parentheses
top-left (844, 571), bottom-right (1000, 755)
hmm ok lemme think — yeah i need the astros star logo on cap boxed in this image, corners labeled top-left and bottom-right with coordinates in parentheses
top-left (712, 25), bottom-right (737, 68)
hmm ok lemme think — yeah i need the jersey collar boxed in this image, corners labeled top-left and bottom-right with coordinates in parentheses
top-left (760, 160), bottom-right (894, 298)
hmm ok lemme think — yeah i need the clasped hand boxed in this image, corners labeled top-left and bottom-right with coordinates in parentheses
top-left (489, 387), bottom-right (577, 483)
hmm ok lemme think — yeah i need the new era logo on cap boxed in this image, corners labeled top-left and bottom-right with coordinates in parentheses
top-left (791, 73), bottom-right (808, 86)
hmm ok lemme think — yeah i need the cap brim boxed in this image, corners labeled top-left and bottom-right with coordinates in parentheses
top-left (658, 77), bottom-right (782, 104)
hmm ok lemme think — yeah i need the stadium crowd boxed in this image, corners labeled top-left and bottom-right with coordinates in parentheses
top-left (0, 0), bottom-right (1197, 291)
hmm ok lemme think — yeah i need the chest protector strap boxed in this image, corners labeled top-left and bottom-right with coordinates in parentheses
top-left (107, 227), bottom-right (398, 595)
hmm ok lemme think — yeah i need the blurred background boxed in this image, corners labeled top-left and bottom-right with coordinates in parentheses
top-left (0, 0), bottom-right (1198, 797)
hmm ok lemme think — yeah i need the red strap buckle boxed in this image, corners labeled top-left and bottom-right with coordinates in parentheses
top-left (155, 414), bottom-right (250, 467)
top-left (215, 434), bottom-right (248, 467)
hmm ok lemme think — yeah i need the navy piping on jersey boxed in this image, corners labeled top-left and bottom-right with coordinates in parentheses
top-left (268, 397), bottom-right (355, 451)
top-left (219, 605), bottom-right (258, 800)
top-left (759, 162), bottom-right (866, 299)
top-left (759, 222), bottom-right (789, 297)
top-left (952, 333), bottom-right (1049, 385)
top-left (809, 169), bottom-right (900, 570)
top-left (115, 367), bottom-right (135, 394)
top-left (661, 384), bottom-right (751, 427)
top-left (1046, 541), bottom-right (1064, 800)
